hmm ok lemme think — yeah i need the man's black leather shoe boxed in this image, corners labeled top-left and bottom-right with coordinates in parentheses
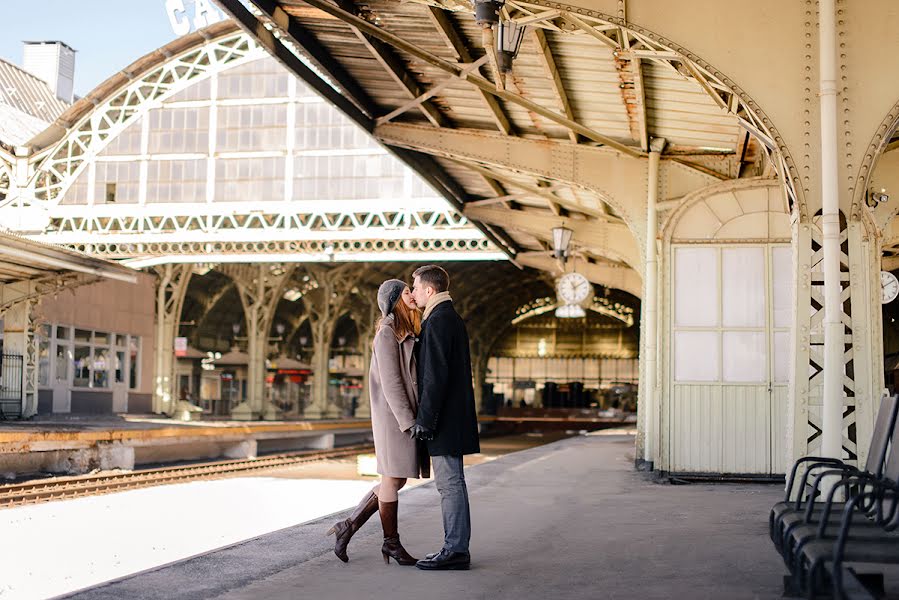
top-left (415, 548), bottom-right (470, 570)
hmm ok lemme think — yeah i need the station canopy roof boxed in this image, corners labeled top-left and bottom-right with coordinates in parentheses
top-left (0, 229), bottom-right (136, 285)
top-left (214, 0), bottom-right (773, 280)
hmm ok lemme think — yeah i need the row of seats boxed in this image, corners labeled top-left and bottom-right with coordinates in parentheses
top-left (769, 394), bottom-right (899, 598)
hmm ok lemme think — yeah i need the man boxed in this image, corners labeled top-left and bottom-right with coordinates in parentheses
top-left (409, 264), bottom-right (479, 571)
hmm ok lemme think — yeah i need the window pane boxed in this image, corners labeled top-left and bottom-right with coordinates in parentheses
top-left (722, 247), bottom-right (765, 328)
top-left (130, 337), bottom-right (140, 389)
top-left (771, 246), bottom-right (792, 329)
top-left (38, 338), bottom-right (50, 386)
top-left (93, 348), bottom-right (109, 388)
top-left (114, 334), bottom-right (126, 347)
top-left (773, 331), bottom-right (790, 383)
top-left (674, 247), bottom-right (719, 327)
top-left (94, 331), bottom-right (110, 345)
top-left (74, 345), bottom-right (90, 387)
top-left (56, 326), bottom-right (70, 340)
top-left (115, 351), bottom-right (125, 384)
top-left (74, 329), bottom-right (91, 343)
top-left (674, 331), bottom-right (719, 382)
top-left (56, 344), bottom-right (70, 382)
top-left (722, 332), bottom-right (766, 383)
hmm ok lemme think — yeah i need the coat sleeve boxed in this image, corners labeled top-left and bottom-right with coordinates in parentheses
top-left (373, 329), bottom-right (417, 431)
top-left (416, 315), bottom-right (452, 430)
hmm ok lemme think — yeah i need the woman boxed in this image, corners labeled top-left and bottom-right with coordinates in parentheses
top-left (327, 279), bottom-right (428, 565)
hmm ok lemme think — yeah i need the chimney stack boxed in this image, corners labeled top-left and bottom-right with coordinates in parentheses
top-left (22, 41), bottom-right (76, 103)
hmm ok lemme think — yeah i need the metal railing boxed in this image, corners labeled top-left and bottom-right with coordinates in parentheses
top-left (0, 354), bottom-right (23, 420)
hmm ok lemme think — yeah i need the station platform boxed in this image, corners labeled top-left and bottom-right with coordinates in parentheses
top-left (67, 432), bottom-right (790, 600)
top-left (0, 410), bottom-right (635, 478)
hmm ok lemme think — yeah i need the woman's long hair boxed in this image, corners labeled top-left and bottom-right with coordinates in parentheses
top-left (377, 293), bottom-right (421, 341)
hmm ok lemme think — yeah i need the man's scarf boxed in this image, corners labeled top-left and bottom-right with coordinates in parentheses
top-left (422, 291), bottom-right (452, 321)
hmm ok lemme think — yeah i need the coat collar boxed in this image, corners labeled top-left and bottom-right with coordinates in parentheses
top-left (383, 313), bottom-right (416, 343)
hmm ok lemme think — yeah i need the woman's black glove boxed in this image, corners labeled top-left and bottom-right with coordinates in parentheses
top-left (408, 423), bottom-right (435, 441)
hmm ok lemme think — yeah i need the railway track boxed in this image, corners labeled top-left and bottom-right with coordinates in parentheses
top-left (0, 444), bottom-right (374, 509)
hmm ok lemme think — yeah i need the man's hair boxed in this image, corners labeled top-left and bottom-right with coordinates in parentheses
top-left (413, 265), bottom-right (450, 293)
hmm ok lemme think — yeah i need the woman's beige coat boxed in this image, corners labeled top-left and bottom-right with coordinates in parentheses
top-left (369, 315), bottom-right (428, 478)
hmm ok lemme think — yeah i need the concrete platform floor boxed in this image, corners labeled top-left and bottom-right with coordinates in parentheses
top-left (64, 432), bottom-right (803, 600)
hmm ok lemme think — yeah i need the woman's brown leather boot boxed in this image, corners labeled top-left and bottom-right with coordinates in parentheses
top-left (327, 490), bottom-right (379, 562)
top-left (378, 500), bottom-right (417, 565)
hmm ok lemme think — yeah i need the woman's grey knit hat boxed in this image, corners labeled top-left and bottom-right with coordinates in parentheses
top-left (377, 279), bottom-right (407, 317)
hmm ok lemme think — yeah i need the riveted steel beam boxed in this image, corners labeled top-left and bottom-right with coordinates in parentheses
top-left (376, 122), bottom-right (647, 231)
top-left (427, 6), bottom-right (514, 135)
top-left (531, 28), bottom-right (578, 144)
top-left (515, 252), bottom-right (642, 297)
top-left (464, 204), bottom-right (641, 272)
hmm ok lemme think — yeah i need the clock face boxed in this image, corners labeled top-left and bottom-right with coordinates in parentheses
top-left (882, 271), bottom-right (899, 304)
top-left (557, 272), bottom-right (591, 305)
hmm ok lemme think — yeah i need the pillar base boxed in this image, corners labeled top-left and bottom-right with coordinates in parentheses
top-left (230, 402), bottom-right (258, 421)
top-left (262, 403), bottom-right (283, 421)
top-left (172, 401), bottom-right (203, 422)
top-left (303, 406), bottom-right (325, 420)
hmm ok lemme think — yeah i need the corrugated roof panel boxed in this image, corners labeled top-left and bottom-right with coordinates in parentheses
top-left (0, 57), bottom-right (69, 121)
top-left (643, 62), bottom-right (740, 150)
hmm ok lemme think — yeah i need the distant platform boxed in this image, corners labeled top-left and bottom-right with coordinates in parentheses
top-left (0, 416), bottom-right (374, 477)
top-left (65, 433), bottom-right (788, 600)
top-left (488, 407), bottom-right (637, 432)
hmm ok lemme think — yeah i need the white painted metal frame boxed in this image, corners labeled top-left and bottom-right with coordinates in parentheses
top-left (7, 31), bottom-right (498, 263)
top-left (25, 33), bottom-right (263, 206)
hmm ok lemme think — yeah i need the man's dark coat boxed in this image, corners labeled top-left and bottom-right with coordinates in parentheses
top-left (414, 301), bottom-right (480, 456)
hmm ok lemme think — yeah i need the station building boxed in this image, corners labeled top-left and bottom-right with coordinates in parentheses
top-left (0, 0), bottom-right (897, 481)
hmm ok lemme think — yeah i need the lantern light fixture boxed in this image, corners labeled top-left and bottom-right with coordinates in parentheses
top-left (473, 0), bottom-right (504, 27)
top-left (496, 19), bottom-right (526, 73)
top-left (552, 225), bottom-right (573, 262)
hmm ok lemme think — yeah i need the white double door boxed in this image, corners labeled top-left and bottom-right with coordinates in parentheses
top-left (667, 244), bottom-right (791, 474)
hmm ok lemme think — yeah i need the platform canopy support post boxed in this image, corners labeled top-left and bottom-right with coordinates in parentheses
top-left (153, 264), bottom-right (192, 415)
top-left (303, 265), bottom-right (356, 419)
top-left (226, 264), bottom-right (295, 421)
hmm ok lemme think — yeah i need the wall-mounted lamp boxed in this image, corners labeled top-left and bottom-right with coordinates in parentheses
top-left (231, 322), bottom-right (241, 336)
top-left (867, 187), bottom-right (890, 208)
top-left (275, 322), bottom-right (286, 337)
top-left (496, 19), bottom-right (526, 73)
top-left (552, 225), bottom-right (573, 262)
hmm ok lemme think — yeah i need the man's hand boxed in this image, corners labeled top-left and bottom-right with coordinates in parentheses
top-left (408, 423), bottom-right (435, 441)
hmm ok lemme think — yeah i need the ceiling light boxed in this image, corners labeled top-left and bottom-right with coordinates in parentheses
top-left (496, 20), bottom-right (526, 73)
top-left (555, 304), bottom-right (586, 319)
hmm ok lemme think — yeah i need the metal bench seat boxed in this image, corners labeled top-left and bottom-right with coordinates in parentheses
top-left (770, 395), bottom-right (899, 551)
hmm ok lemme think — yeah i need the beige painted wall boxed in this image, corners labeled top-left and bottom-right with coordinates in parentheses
top-left (34, 273), bottom-right (156, 396)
